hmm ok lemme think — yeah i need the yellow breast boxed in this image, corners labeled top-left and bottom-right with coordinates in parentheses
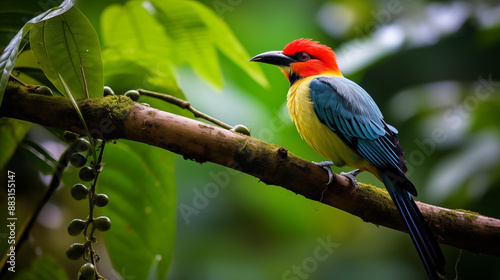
top-left (286, 75), bottom-right (374, 172)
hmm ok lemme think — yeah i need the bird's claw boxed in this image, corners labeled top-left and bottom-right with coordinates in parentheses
top-left (340, 169), bottom-right (363, 189)
top-left (313, 161), bottom-right (335, 185)
top-left (313, 162), bottom-right (363, 188)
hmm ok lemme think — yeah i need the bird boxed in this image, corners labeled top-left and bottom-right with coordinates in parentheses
top-left (250, 38), bottom-right (446, 280)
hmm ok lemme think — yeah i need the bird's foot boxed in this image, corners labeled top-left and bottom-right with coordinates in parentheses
top-left (340, 169), bottom-right (363, 189)
top-left (313, 161), bottom-right (335, 185)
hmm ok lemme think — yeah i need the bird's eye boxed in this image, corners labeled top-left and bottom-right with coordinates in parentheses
top-left (298, 52), bottom-right (310, 61)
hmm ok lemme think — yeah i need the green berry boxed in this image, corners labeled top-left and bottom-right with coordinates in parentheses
top-left (124, 90), bottom-right (140, 101)
top-left (79, 166), bottom-right (96, 182)
top-left (73, 138), bottom-right (90, 152)
top-left (78, 263), bottom-right (96, 280)
top-left (66, 243), bottom-right (86, 260)
top-left (71, 183), bottom-right (88, 200)
top-left (35, 85), bottom-right (53, 96)
top-left (94, 216), bottom-right (111, 232)
top-left (232, 124), bottom-right (251, 136)
top-left (67, 219), bottom-right (87, 236)
top-left (63, 131), bottom-right (80, 143)
top-left (70, 153), bottom-right (87, 168)
top-left (94, 194), bottom-right (109, 207)
top-left (103, 86), bottom-right (115, 96)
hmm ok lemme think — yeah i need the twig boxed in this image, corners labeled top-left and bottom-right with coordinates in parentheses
top-left (138, 89), bottom-right (233, 130)
top-left (9, 74), bottom-right (27, 86)
top-left (87, 140), bottom-right (106, 279)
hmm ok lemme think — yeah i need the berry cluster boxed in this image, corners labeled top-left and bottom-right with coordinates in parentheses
top-left (63, 131), bottom-right (110, 280)
top-left (60, 86), bottom-right (144, 279)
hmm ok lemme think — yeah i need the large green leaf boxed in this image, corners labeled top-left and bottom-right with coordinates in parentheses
top-left (98, 140), bottom-right (176, 280)
top-left (150, 0), bottom-right (268, 88)
top-left (186, 1), bottom-right (269, 88)
top-left (29, 6), bottom-right (103, 99)
top-left (100, 2), bottom-right (179, 94)
top-left (0, 0), bottom-right (76, 105)
top-left (13, 256), bottom-right (69, 280)
top-left (100, 2), bottom-right (172, 68)
top-left (100, 0), bottom-right (267, 89)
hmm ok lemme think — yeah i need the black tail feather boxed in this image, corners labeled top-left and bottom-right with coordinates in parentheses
top-left (380, 172), bottom-right (446, 280)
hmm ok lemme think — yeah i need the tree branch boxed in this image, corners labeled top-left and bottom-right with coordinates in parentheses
top-left (2, 85), bottom-right (500, 257)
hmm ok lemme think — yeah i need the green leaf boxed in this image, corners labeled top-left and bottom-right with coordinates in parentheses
top-left (187, 1), bottom-right (269, 88)
top-left (29, 6), bottom-right (103, 99)
top-left (98, 140), bottom-right (176, 280)
top-left (151, 0), bottom-right (223, 87)
top-left (101, 2), bottom-right (172, 68)
top-left (13, 256), bottom-right (69, 280)
top-left (151, 0), bottom-right (264, 88)
top-left (0, 0), bottom-right (76, 106)
top-left (100, 0), bottom-right (267, 89)
top-left (0, 118), bottom-right (32, 170)
top-left (100, 1), bottom-right (182, 99)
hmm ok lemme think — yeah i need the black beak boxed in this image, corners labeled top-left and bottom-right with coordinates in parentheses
top-left (250, 51), bottom-right (295, 66)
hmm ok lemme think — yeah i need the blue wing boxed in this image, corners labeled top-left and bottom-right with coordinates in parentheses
top-left (309, 76), bottom-right (416, 195)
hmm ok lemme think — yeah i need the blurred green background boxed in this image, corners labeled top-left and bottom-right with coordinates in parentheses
top-left (2, 0), bottom-right (500, 279)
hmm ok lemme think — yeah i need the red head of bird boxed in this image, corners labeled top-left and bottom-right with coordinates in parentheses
top-left (250, 38), bottom-right (342, 84)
